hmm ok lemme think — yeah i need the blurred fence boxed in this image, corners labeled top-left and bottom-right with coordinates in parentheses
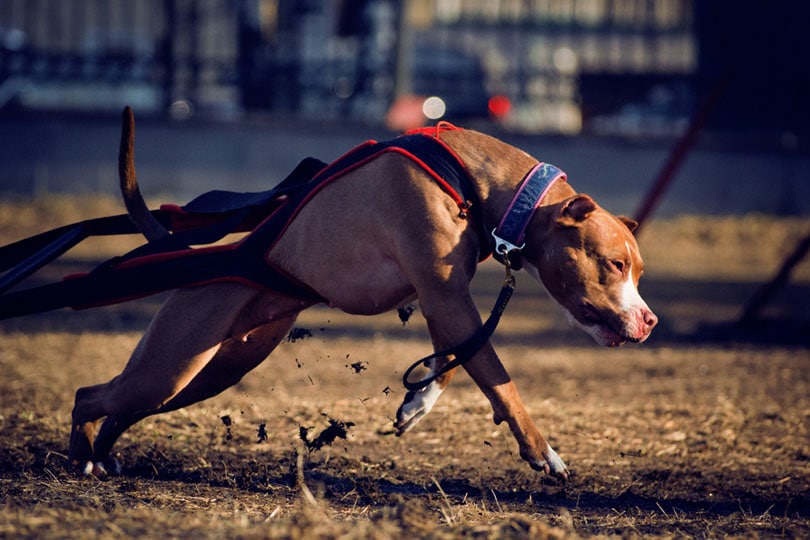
top-left (1, 0), bottom-right (697, 134)
top-left (0, 0), bottom-right (239, 116)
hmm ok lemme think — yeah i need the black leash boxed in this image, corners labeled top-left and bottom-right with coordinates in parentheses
top-left (402, 257), bottom-right (517, 392)
top-left (400, 160), bottom-right (568, 392)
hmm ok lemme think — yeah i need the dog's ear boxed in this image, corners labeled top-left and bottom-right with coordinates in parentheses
top-left (557, 194), bottom-right (597, 226)
top-left (617, 215), bottom-right (638, 233)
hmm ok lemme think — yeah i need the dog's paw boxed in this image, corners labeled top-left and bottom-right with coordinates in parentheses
top-left (542, 445), bottom-right (569, 480)
top-left (526, 444), bottom-right (569, 481)
top-left (79, 456), bottom-right (122, 478)
top-left (394, 382), bottom-right (444, 435)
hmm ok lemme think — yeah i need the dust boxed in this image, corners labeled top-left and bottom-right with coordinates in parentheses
top-left (257, 422), bottom-right (268, 443)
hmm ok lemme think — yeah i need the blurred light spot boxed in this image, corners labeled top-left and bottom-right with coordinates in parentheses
top-left (3, 28), bottom-right (26, 51)
top-left (557, 102), bottom-right (582, 134)
top-left (169, 99), bottom-right (193, 120)
top-left (334, 77), bottom-right (354, 100)
top-left (373, 74), bottom-right (394, 98)
top-left (488, 95), bottom-right (511, 118)
top-left (553, 47), bottom-right (578, 74)
top-left (781, 131), bottom-right (798, 151)
top-left (422, 96), bottom-right (446, 120)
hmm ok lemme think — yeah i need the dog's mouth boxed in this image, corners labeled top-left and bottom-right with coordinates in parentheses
top-left (580, 305), bottom-right (639, 347)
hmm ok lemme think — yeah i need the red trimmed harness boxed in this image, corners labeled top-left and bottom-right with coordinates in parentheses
top-left (0, 125), bottom-right (487, 320)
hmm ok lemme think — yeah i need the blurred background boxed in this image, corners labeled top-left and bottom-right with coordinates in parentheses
top-left (0, 0), bottom-right (808, 342)
top-left (0, 0), bottom-right (807, 134)
top-left (0, 0), bottom-right (809, 211)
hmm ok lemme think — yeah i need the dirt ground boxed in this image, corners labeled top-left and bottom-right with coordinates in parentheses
top-left (1, 196), bottom-right (809, 538)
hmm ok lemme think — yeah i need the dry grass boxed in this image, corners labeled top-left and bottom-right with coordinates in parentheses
top-left (1, 195), bottom-right (809, 538)
top-left (640, 214), bottom-right (810, 283)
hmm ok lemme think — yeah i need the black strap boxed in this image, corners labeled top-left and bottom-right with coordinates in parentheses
top-left (0, 236), bottom-right (321, 320)
top-left (181, 157), bottom-right (327, 214)
top-left (402, 270), bottom-right (516, 392)
top-left (0, 213), bottom-right (146, 274)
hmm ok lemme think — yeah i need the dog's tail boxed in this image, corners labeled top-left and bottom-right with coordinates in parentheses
top-left (119, 106), bottom-right (170, 242)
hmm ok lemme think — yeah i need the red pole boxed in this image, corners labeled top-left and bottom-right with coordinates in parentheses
top-left (739, 234), bottom-right (810, 324)
top-left (633, 72), bottom-right (732, 234)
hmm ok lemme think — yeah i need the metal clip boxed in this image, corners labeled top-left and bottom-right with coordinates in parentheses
top-left (491, 228), bottom-right (525, 258)
top-left (502, 252), bottom-right (516, 286)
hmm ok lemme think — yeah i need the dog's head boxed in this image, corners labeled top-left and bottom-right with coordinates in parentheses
top-left (520, 194), bottom-right (657, 347)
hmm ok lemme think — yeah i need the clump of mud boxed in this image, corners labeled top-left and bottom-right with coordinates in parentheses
top-left (287, 328), bottom-right (313, 342)
top-left (397, 305), bottom-right (416, 325)
top-left (299, 416), bottom-right (355, 451)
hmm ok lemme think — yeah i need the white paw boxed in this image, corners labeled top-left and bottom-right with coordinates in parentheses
top-left (394, 381), bottom-right (443, 435)
top-left (80, 457), bottom-right (121, 478)
top-left (543, 445), bottom-right (569, 480)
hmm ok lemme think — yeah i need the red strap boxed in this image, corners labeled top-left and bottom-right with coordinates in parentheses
top-left (403, 121), bottom-right (462, 138)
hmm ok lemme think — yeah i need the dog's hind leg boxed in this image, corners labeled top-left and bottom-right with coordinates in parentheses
top-left (68, 283), bottom-right (298, 475)
top-left (87, 313), bottom-right (298, 475)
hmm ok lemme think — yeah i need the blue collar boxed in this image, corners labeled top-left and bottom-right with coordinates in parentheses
top-left (492, 162), bottom-right (567, 268)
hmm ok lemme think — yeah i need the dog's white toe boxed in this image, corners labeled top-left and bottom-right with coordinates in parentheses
top-left (80, 460), bottom-right (108, 478)
top-left (544, 444), bottom-right (569, 479)
top-left (81, 457), bottom-right (121, 478)
top-left (91, 461), bottom-right (108, 477)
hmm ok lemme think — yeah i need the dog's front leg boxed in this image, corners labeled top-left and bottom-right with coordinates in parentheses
top-left (465, 345), bottom-right (568, 480)
top-left (478, 363), bottom-right (569, 480)
top-left (416, 292), bottom-right (569, 480)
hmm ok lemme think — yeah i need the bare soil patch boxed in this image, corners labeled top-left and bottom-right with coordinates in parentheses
top-left (1, 196), bottom-right (809, 538)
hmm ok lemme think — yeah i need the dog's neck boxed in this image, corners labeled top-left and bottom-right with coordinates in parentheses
top-left (437, 129), bottom-right (576, 244)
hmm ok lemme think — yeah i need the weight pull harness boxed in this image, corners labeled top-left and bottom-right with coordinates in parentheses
top-left (0, 125), bottom-right (487, 320)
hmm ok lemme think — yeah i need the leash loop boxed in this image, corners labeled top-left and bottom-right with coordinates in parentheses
top-left (402, 260), bottom-right (517, 392)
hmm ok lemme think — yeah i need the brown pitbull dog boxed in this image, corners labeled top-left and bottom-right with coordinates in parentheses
top-left (69, 114), bottom-right (656, 480)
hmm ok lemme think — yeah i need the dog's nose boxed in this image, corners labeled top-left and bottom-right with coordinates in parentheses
top-left (642, 308), bottom-right (658, 330)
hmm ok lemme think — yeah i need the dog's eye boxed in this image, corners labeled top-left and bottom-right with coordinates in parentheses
top-left (609, 259), bottom-right (625, 274)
